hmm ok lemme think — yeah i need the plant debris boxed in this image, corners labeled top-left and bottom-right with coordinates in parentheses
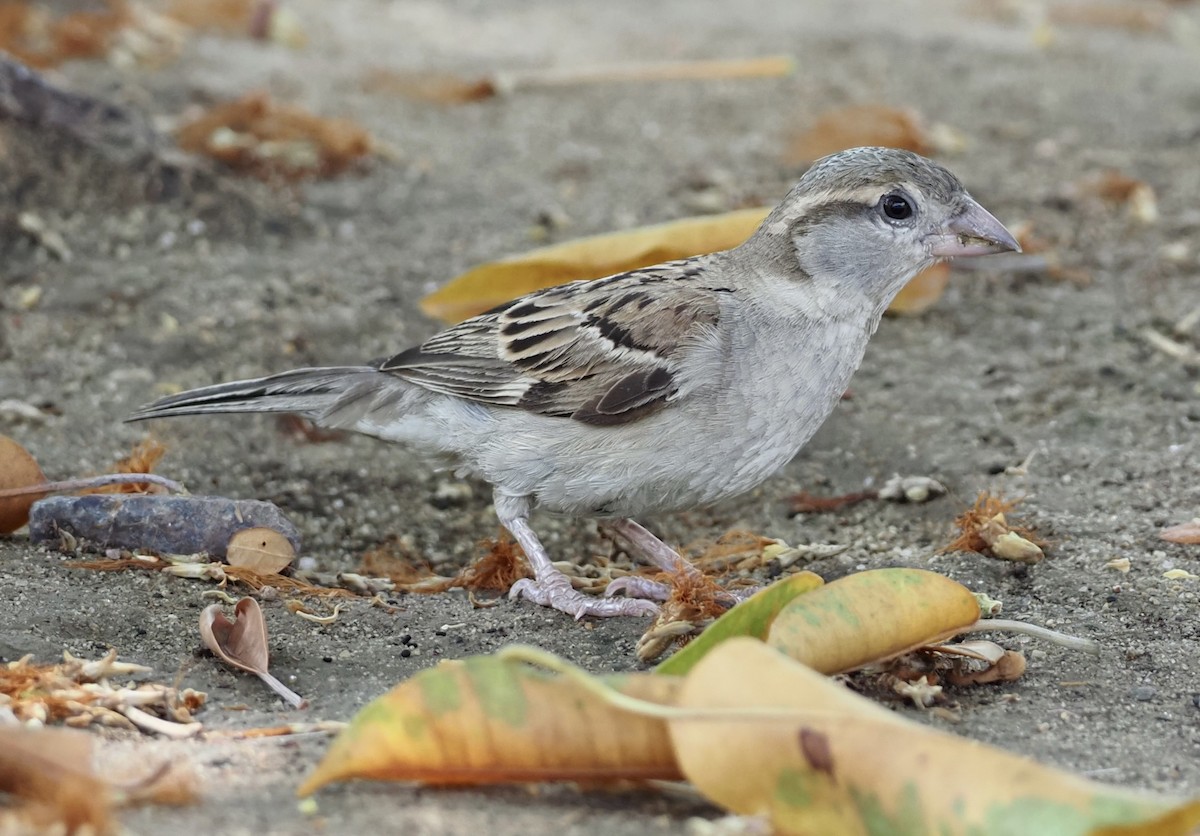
top-left (357, 535), bottom-right (531, 599)
top-left (0, 434), bottom-right (47, 533)
top-left (1161, 520), bottom-right (1200, 545)
top-left (226, 526), bottom-right (296, 574)
top-left (199, 597), bottom-right (307, 708)
top-left (785, 104), bottom-right (933, 165)
top-left (361, 55), bottom-right (794, 105)
top-left (0, 725), bottom-right (196, 834)
top-left (0, 650), bottom-right (204, 736)
top-left (78, 437), bottom-right (168, 495)
top-left (175, 91), bottom-right (373, 180)
top-left (941, 492), bottom-right (1046, 562)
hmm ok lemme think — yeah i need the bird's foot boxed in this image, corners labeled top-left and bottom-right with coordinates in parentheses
top-left (604, 576), bottom-right (672, 601)
top-left (510, 573), bottom-right (659, 619)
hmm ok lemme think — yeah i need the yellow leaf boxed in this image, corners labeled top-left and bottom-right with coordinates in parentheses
top-left (298, 655), bottom-right (683, 795)
top-left (670, 638), bottom-right (1200, 835)
top-left (766, 568), bottom-right (980, 674)
top-left (421, 205), bottom-right (952, 323)
top-left (419, 207), bottom-right (769, 323)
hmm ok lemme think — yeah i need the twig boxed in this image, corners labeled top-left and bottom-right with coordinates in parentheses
top-left (0, 472), bottom-right (186, 499)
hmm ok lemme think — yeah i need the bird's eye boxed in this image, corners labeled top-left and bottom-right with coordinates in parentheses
top-left (880, 193), bottom-right (914, 221)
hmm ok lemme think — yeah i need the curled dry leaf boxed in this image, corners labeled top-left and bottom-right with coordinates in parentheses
top-left (1161, 520), bottom-right (1200, 545)
top-left (226, 526), bottom-right (295, 574)
top-left (0, 434), bottom-right (46, 533)
top-left (199, 597), bottom-right (307, 709)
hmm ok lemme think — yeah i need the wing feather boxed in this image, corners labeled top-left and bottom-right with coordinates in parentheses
top-left (376, 259), bottom-right (729, 425)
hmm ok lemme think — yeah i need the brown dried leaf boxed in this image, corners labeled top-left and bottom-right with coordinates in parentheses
top-left (175, 92), bottom-right (372, 181)
top-left (0, 434), bottom-right (46, 533)
top-left (78, 436), bottom-right (167, 495)
top-left (165, 0), bottom-right (254, 32)
top-left (226, 526), bottom-right (295, 574)
top-left (0, 726), bottom-right (113, 834)
top-left (786, 104), bottom-right (931, 165)
top-left (1048, 3), bottom-right (1169, 33)
top-left (0, 0), bottom-right (130, 69)
top-left (1161, 520), bottom-right (1200, 545)
top-left (199, 597), bottom-right (307, 708)
top-left (358, 535), bottom-right (531, 595)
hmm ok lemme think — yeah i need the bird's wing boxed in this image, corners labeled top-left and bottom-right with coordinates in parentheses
top-left (376, 259), bottom-right (728, 426)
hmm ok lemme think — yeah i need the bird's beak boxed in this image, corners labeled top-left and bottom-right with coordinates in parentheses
top-left (927, 198), bottom-right (1021, 258)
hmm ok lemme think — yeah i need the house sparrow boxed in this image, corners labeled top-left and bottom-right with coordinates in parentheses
top-left (129, 147), bottom-right (1019, 619)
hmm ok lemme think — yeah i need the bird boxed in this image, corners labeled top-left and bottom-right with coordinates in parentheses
top-left (129, 147), bottom-right (1020, 619)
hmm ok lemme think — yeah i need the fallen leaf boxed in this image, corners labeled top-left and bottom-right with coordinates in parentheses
top-left (670, 638), bottom-right (1200, 835)
top-left (655, 572), bottom-right (824, 676)
top-left (362, 56), bottom-right (795, 105)
top-left (1072, 169), bottom-right (1159, 224)
top-left (420, 207), bottom-right (769, 323)
top-left (79, 436), bottom-right (167, 495)
top-left (0, 434), bottom-right (46, 533)
top-left (199, 597), bottom-right (307, 708)
top-left (785, 104), bottom-right (931, 165)
top-left (765, 568), bottom-right (981, 674)
top-left (176, 92), bottom-right (373, 180)
top-left (1161, 520), bottom-right (1200, 544)
top-left (0, 0), bottom-right (128, 68)
top-left (298, 655), bottom-right (683, 794)
top-left (1048, 3), bottom-right (1169, 33)
top-left (226, 526), bottom-right (296, 574)
top-left (422, 207), bottom-right (954, 325)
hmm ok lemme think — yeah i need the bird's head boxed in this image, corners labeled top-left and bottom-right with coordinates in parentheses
top-left (748, 147), bottom-right (1019, 310)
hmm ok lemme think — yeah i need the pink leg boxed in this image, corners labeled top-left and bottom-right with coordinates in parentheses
top-left (497, 493), bottom-right (658, 619)
top-left (602, 519), bottom-right (753, 604)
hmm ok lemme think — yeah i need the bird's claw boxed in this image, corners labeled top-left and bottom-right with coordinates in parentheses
top-left (510, 574), bottom-right (659, 618)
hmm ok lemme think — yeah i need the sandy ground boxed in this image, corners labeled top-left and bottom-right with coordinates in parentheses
top-left (2, 1), bottom-right (1200, 833)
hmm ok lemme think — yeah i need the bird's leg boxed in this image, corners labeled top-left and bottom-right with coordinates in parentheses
top-left (497, 492), bottom-right (658, 619)
top-left (601, 518), bottom-right (703, 602)
top-left (602, 518), bottom-right (750, 605)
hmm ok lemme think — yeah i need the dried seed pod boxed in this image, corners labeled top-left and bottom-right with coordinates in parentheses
top-left (0, 435), bottom-right (47, 533)
top-left (226, 527), bottom-right (295, 574)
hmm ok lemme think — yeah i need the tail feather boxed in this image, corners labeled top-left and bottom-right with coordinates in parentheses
top-left (127, 366), bottom-right (380, 422)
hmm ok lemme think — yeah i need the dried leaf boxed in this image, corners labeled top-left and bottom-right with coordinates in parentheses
top-left (670, 639), bottom-right (1200, 835)
top-left (785, 104), bottom-right (932, 165)
top-left (420, 207), bottom-right (769, 323)
top-left (0, 434), bottom-right (46, 533)
top-left (165, 0), bottom-right (255, 32)
top-left (199, 597), bottom-right (307, 708)
top-left (1161, 520), bottom-right (1200, 545)
top-left (422, 206), bottom-right (951, 325)
top-left (175, 92), bottom-right (372, 181)
top-left (1073, 170), bottom-right (1159, 224)
top-left (226, 526), bottom-right (296, 574)
top-left (1048, 3), bottom-right (1169, 33)
top-left (0, 0), bottom-right (129, 69)
top-left (298, 655), bottom-right (683, 794)
top-left (0, 726), bottom-right (113, 833)
top-left (362, 56), bottom-right (795, 105)
top-left (79, 436), bottom-right (167, 495)
top-left (766, 568), bottom-right (982, 674)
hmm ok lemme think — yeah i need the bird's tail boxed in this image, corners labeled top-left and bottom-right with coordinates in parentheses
top-left (126, 366), bottom-right (382, 423)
